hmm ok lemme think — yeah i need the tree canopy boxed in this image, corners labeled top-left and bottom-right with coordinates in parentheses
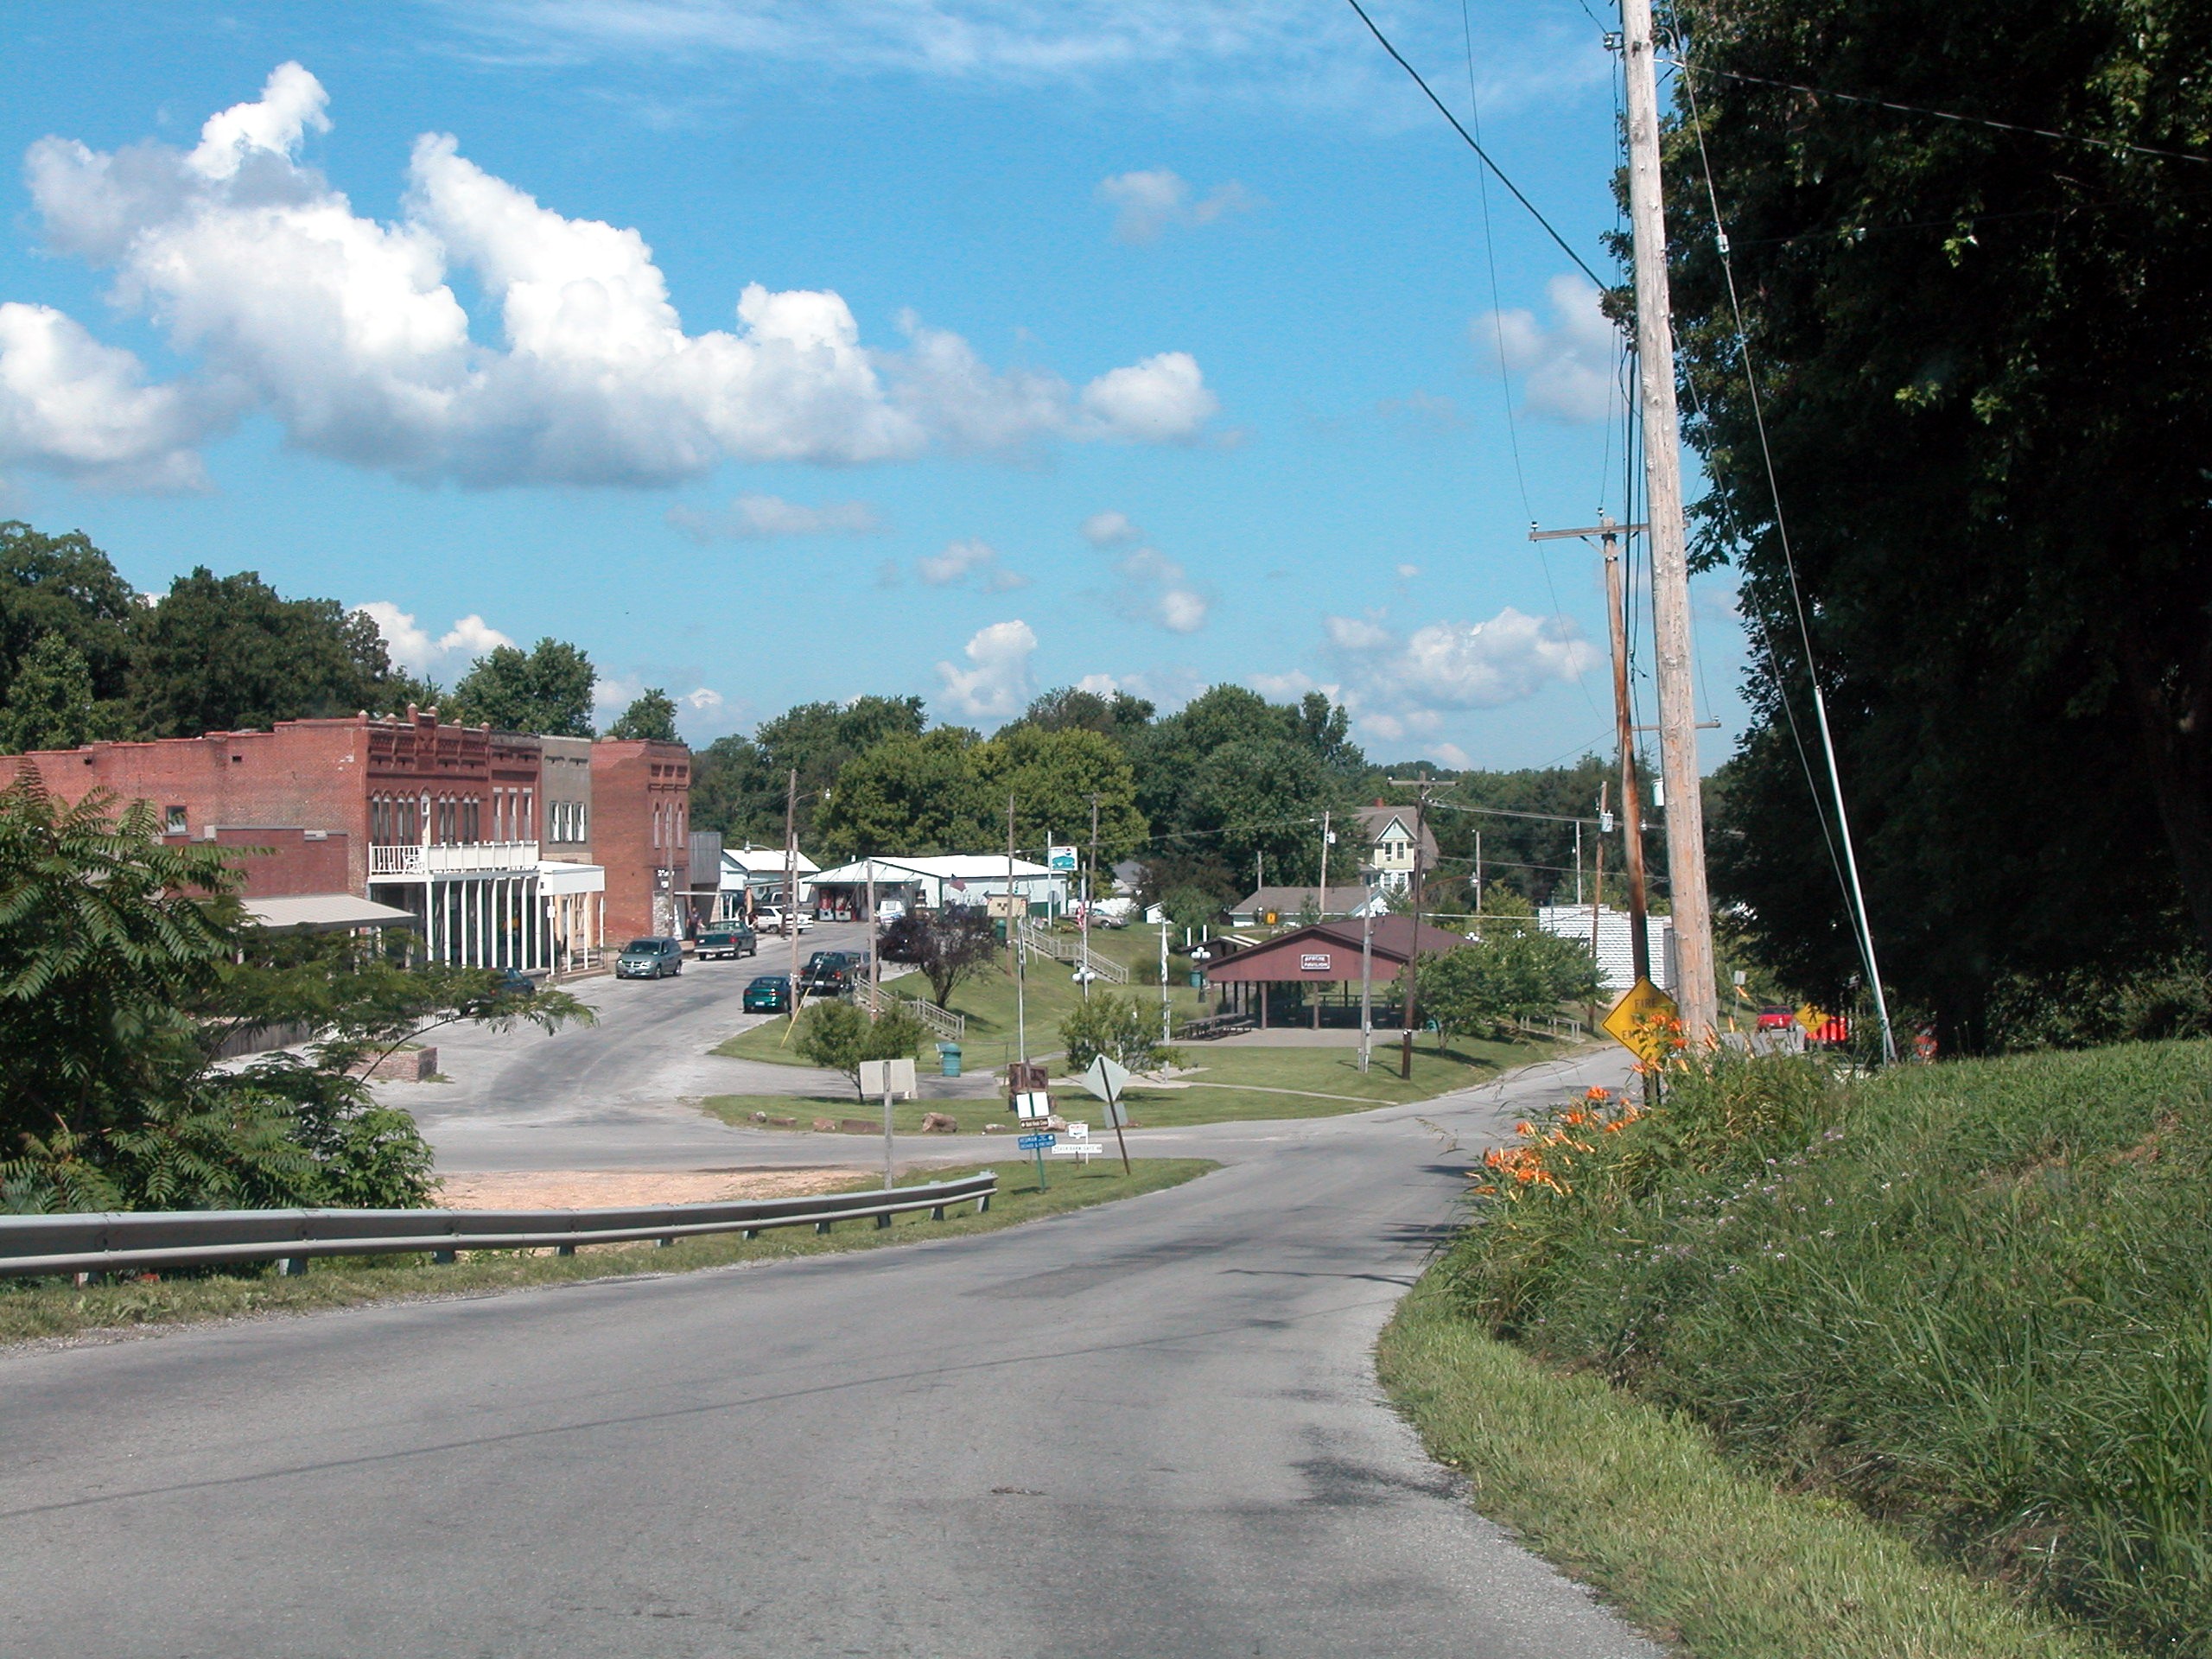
top-left (606, 686), bottom-right (679, 743)
top-left (1668, 0), bottom-right (2212, 1038)
top-left (448, 639), bottom-right (595, 736)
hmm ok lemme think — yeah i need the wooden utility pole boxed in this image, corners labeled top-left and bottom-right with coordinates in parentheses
top-left (1314, 808), bottom-right (1331, 1030)
top-left (1082, 793), bottom-right (1100, 1000)
top-left (1533, 514), bottom-right (1652, 982)
top-left (1621, 0), bottom-right (1717, 1042)
top-left (783, 768), bottom-right (800, 1029)
top-left (1386, 778), bottom-right (1436, 1078)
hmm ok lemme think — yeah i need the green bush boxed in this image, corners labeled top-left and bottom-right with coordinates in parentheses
top-left (1059, 993), bottom-right (1174, 1074)
top-left (793, 1000), bottom-right (927, 1099)
top-left (1419, 928), bottom-right (1602, 1044)
top-left (1440, 1042), bottom-right (2212, 1651)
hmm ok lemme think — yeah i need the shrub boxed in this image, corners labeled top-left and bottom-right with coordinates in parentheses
top-left (1059, 993), bottom-right (1174, 1075)
top-left (794, 1000), bottom-right (927, 1099)
top-left (1420, 928), bottom-right (1604, 1044)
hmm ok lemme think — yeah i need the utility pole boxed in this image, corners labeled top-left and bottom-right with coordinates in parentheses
top-left (1386, 777), bottom-right (1436, 1079)
top-left (1532, 514), bottom-right (1652, 982)
top-left (1314, 808), bottom-right (1331, 1030)
top-left (865, 853), bottom-right (879, 1016)
top-left (1007, 793), bottom-right (1026, 1071)
top-left (1592, 780), bottom-right (1607, 971)
top-left (1082, 793), bottom-right (1100, 1000)
top-left (784, 768), bottom-right (800, 1031)
top-left (1622, 0), bottom-right (1718, 1042)
top-left (1357, 899), bottom-right (1375, 1075)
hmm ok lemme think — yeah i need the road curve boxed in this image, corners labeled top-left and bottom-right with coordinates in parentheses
top-left (0, 1047), bottom-right (1655, 1658)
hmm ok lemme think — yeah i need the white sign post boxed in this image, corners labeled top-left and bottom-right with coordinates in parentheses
top-left (859, 1057), bottom-right (918, 1189)
top-left (1075, 1053), bottom-right (1134, 1173)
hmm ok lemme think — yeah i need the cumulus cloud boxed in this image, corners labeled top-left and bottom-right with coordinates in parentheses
top-left (1475, 274), bottom-right (1622, 424)
top-left (682, 686), bottom-right (725, 712)
top-left (1097, 168), bottom-right (1255, 244)
top-left (915, 537), bottom-right (1028, 592)
top-left (937, 620), bottom-right (1037, 721)
top-left (665, 493), bottom-right (882, 541)
top-left (1324, 607), bottom-right (1599, 738)
top-left (0, 302), bottom-right (226, 491)
top-left (356, 601), bottom-right (516, 677)
top-left (1077, 665), bottom-right (1203, 710)
top-left (1080, 512), bottom-right (1210, 632)
top-left (15, 64), bottom-right (1219, 490)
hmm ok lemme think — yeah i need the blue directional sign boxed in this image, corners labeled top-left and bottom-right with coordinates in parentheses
top-left (1017, 1132), bottom-right (1057, 1151)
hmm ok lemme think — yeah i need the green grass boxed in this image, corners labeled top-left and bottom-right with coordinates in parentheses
top-left (0, 1159), bottom-right (1215, 1347)
top-left (702, 1035), bottom-right (1554, 1135)
top-left (1378, 1280), bottom-right (2111, 1659)
top-left (1434, 1039), bottom-right (2212, 1654)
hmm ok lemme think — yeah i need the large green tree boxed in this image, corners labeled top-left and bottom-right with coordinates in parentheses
top-left (128, 568), bottom-right (404, 738)
top-left (691, 695), bottom-right (928, 846)
top-left (972, 725), bottom-right (1146, 861)
top-left (814, 728), bottom-right (991, 858)
top-left (447, 639), bottom-right (595, 735)
top-left (1669, 0), bottom-right (2212, 1039)
top-left (605, 687), bottom-right (679, 743)
top-left (0, 634), bottom-right (116, 753)
top-left (0, 521), bottom-right (137, 721)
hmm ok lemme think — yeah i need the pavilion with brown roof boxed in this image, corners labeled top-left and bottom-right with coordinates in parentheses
top-left (1197, 914), bottom-right (1471, 1030)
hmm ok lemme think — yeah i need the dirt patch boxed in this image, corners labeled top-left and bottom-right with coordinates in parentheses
top-left (434, 1168), bottom-right (860, 1211)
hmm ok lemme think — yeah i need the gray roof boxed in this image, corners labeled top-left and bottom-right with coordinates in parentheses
top-left (245, 893), bottom-right (422, 933)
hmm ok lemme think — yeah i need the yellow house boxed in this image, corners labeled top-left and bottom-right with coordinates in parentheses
top-left (1357, 802), bottom-right (1439, 895)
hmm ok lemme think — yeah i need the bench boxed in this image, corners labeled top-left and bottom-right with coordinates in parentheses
top-left (1175, 1014), bottom-right (1255, 1042)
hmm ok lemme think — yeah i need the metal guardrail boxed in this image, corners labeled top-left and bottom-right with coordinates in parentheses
top-left (0, 1172), bottom-right (999, 1280)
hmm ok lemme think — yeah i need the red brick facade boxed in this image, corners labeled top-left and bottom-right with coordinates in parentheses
top-left (589, 740), bottom-right (690, 942)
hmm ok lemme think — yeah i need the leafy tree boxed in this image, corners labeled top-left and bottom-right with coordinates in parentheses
top-left (0, 772), bottom-right (588, 1211)
top-left (1182, 736), bottom-right (1353, 889)
top-left (1419, 931), bottom-right (1601, 1045)
top-left (1667, 0), bottom-right (2212, 1039)
top-left (689, 733), bottom-right (779, 846)
top-left (448, 639), bottom-right (594, 735)
top-left (815, 729), bottom-right (990, 859)
top-left (0, 521), bottom-right (138, 718)
top-left (0, 633), bottom-right (118, 753)
top-left (1008, 686), bottom-right (1154, 741)
top-left (1058, 992), bottom-right (1173, 1074)
top-left (127, 568), bottom-right (403, 738)
top-left (606, 686), bottom-right (679, 743)
top-left (876, 906), bottom-right (1001, 1008)
top-left (972, 725), bottom-right (1147, 861)
top-left (792, 999), bottom-right (928, 1100)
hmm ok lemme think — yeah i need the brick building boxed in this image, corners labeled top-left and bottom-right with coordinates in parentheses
top-left (588, 739), bottom-right (690, 942)
top-left (22, 709), bottom-right (657, 976)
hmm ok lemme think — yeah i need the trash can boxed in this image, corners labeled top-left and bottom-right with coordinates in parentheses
top-left (937, 1041), bottom-right (963, 1078)
top-left (1188, 970), bottom-right (1205, 988)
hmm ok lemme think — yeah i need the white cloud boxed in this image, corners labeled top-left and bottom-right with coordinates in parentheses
top-left (0, 302), bottom-right (224, 490)
top-left (1395, 563), bottom-right (1421, 582)
top-left (356, 601), bottom-right (516, 676)
top-left (665, 493), bottom-right (882, 541)
top-left (1077, 665), bottom-right (1204, 709)
top-left (1079, 510), bottom-right (1141, 548)
top-left (916, 537), bottom-right (1028, 592)
top-left (1100, 541), bottom-right (1211, 634)
top-left (1325, 607), bottom-right (1599, 734)
top-left (1097, 168), bottom-right (1255, 244)
top-left (1077, 352), bottom-right (1217, 442)
top-left (18, 64), bottom-right (1218, 490)
top-left (936, 620), bottom-right (1037, 721)
top-left (1475, 275), bottom-right (1622, 424)
top-left (682, 686), bottom-right (724, 712)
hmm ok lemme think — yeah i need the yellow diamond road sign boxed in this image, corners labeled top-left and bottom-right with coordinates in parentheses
top-left (1601, 977), bottom-right (1679, 1062)
top-left (1795, 1003), bottom-right (1827, 1033)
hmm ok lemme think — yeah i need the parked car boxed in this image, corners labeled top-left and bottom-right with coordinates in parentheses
top-left (616, 937), bottom-right (683, 979)
top-left (742, 973), bottom-right (793, 1013)
top-left (803, 949), bottom-right (858, 995)
top-left (875, 898), bottom-right (906, 923)
top-left (753, 906), bottom-right (816, 936)
top-left (488, 966), bottom-right (537, 996)
top-left (1755, 1005), bottom-right (1797, 1031)
top-left (696, 924), bottom-right (757, 960)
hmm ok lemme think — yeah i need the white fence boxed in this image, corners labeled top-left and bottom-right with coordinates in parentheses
top-left (371, 842), bottom-right (542, 877)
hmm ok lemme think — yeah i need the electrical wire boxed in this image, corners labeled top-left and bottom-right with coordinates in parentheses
top-left (1343, 0), bottom-right (1607, 286)
top-left (1668, 60), bottom-right (2212, 168)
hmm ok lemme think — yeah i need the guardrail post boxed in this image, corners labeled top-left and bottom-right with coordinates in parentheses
top-left (433, 1249), bottom-right (456, 1264)
top-left (930, 1205), bottom-right (946, 1222)
top-left (815, 1219), bottom-right (832, 1235)
top-left (556, 1244), bottom-right (575, 1256)
top-left (977, 1193), bottom-right (990, 1215)
top-left (277, 1256), bottom-right (308, 1277)
top-left (658, 1236), bottom-right (676, 1249)
top-left (874, 1211), bottom-right (891, 1230)
top-left (742, 1227), bottom-right (760, 1241)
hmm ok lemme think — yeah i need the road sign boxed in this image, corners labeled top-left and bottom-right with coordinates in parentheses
top-left (986, 893), bottom-right (1024, 918)
top-left (1601, 977), bottom-right (1680, 1063)
top-left (1075, 1054), bottom-right (1130, 1103)
top-left (1014, 1090), bottom-right (1053, 1122)
top-left (1017, 1132), bottom-right (1056, 1151)
top-left (1795, 1003), bottom-right (1827, 1033)
top-left (1047, 845), bottom-right (1078, 872)
top-left (859, 1058), bottom-right (917, 1097)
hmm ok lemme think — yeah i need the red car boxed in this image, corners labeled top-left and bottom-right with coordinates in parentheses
top-left (1755, 1005), bottom-right (1796, 1031)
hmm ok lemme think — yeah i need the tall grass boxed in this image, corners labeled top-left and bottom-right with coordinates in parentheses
top-left (1440, 1041), bottom-right (2212, 1653)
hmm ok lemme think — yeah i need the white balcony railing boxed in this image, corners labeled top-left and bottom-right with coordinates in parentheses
top-left (370, 842), bottom-right (542, 878)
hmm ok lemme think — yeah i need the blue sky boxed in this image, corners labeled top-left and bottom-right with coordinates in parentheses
top-left (0, 0), bottom-right (1745, 770)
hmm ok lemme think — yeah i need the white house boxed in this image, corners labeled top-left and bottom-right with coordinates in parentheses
top-left (804, 855), bottom-right (1068, 918)
top-left (715, 844), bottom-right (822, 920)
top-left (1358, 802), bottom-right (1440, 895)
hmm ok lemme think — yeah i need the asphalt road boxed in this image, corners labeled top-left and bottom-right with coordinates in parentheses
top-left (0, 1046), bottom-right (1652, 1659)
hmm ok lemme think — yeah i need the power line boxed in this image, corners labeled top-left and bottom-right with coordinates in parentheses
top-left (1342, 0), bottom-right (1606, 286)
top-left (1670, 60), bottom-right (2212, 168)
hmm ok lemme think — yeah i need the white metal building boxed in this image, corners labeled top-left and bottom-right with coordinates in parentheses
top-left (804, 855), bottom-right (1068, 918)
top-left (1537, 905), bottom-right (1678, 995)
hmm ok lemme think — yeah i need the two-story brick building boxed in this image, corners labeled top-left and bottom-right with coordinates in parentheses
top-left (21, 709), bottom-right (658, 976)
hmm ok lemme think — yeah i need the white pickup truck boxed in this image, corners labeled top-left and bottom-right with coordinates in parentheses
top-left (753, 906), bottom-right (814, 936)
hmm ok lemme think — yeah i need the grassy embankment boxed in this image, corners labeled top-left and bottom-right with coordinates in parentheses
top-left (1386, 1039), bottom-right (2212, 1656)
top-left (711, 923), bottom-right (1566, 1130)
top-left (0, 1158), bottom-right (1213, 1346)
